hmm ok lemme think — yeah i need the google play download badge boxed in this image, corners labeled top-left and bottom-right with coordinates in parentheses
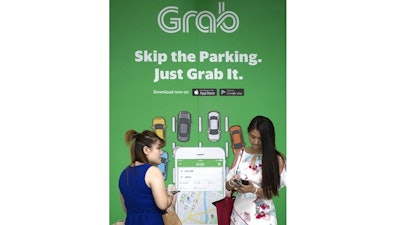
top-left (219, 89), bottom-right (244, 96)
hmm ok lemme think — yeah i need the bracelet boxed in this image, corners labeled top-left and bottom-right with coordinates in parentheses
top-left (253, 187), bottom-right (259, 195)
top-left (228, 179), bottom-right (234, 187)
top-left (227, 179), bottom-right (235, 191)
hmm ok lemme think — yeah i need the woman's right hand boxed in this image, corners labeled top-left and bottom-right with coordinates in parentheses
top-left (166, 184), bottom-right (178, 210)
top-left (229, 175), bottom-right (242, 188)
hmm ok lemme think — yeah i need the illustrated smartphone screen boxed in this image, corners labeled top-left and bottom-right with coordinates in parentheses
top-left (174, 147), bottom-right (226, 225)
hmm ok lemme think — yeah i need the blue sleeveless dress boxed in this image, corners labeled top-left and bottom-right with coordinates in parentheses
top-left (119, 164), bottom-right (164, 225)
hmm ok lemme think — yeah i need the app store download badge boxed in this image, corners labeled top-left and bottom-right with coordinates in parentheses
top-left (192, 89), bottom-right (217, 96)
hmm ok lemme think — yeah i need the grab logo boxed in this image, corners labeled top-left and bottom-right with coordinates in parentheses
top-left (157, 2), bottom-right (239, 33)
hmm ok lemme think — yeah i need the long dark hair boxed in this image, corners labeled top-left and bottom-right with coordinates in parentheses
top-left (247, 116), bottom-right (285, 199)
top-left (124, 129), bottom-right (166, 165)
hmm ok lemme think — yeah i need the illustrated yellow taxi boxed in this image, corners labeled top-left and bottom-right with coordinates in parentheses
top-left (152, 116), bottom-right (166, 140)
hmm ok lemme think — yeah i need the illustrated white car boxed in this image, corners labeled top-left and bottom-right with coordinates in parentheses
top-left (207, 111), bottom-right (221, 142)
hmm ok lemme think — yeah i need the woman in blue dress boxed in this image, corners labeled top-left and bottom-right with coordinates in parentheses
top-left (119, 130), bottom-right (176, 225)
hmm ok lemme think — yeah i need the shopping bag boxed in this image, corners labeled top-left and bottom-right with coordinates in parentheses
top-left (162, 210), bottom-right (182, 225)
top-left (212, 196), bottom-right (235, 225)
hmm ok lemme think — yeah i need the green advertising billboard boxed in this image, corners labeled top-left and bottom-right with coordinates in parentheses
top-left (110, 0), bottom-right (286, 224)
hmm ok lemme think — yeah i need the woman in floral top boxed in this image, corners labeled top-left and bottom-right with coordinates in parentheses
top-left (226, 116), bottom-right (286, 225)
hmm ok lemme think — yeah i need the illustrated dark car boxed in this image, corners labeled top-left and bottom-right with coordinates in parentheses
top-left (152, 116), bottom-right (166, 140)
top-left (177, 111), bottom-right (191, 142)
top-left (207, 111), bottom-right (221, 142)
top-left (229, 125), bottom-right (245, 154)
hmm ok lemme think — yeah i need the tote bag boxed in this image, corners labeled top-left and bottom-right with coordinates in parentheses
top-left (162, 210), bottom-right (182, 225)
top-left (212, 149), bottom-right (244, 225)
top-left (212, 191), bottom-right (235, 225)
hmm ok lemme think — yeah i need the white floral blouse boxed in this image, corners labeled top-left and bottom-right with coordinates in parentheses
top-left (226, 150), bottom-right (287, 225)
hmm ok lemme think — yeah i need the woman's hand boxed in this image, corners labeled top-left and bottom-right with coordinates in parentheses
top-left (229, 176), bottom-right (257, 194)
top-left (228, 175), bottom-right (241, 188)
top-left (235, 181), bottom-right (254, 193)
top-left (166, 184), bottom-right (178, 211)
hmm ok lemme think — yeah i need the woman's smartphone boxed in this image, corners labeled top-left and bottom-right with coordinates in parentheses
top-left (241, 180), bottom-right (249, 185)
top-left (234, 179), bottom-right (249, 185)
